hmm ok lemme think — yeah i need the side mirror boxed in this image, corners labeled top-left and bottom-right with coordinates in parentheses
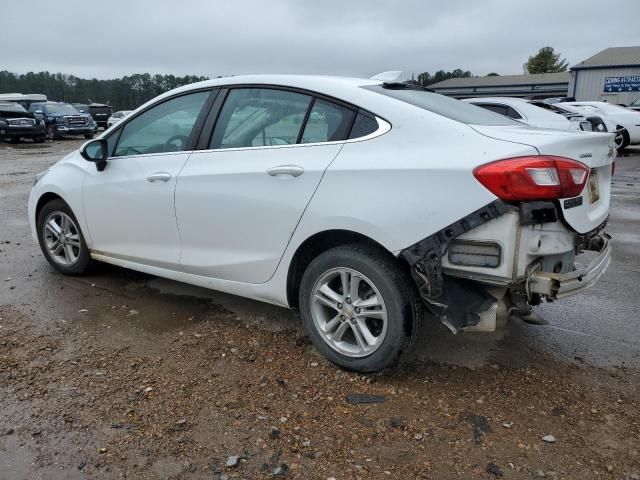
top-left (81, 138), bottom-right (108, 171)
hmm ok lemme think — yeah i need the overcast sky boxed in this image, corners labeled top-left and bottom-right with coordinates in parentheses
top-left (4, 0), bottom-right (640, 80)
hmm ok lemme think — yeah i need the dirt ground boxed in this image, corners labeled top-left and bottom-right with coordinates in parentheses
top-left (1, 139), bottom-right (639, 480)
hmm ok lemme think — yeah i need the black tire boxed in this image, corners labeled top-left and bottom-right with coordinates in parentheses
top-left (84, 133), bottom-right (95, 139)
top-left (616, 128), bottom-right (630, 154)
top-left (46, 126), bottom-right (59, 141)
top-left (9, 137), bottom-right (20, 144)
top-left (34, 136), bottom-right (46, 143)
top-left (36, 199), bottom-right (91, 275)
top-left (299, 243), bottom-right (422, 373)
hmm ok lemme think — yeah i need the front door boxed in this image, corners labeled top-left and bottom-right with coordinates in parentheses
top-left (83, 90), bottom-right (211, 269)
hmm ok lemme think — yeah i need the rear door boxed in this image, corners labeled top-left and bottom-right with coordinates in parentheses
top-left (175, 87), bottom-right (355, 283)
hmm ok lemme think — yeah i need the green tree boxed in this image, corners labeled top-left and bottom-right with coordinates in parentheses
top-left (416, 69), bottom-right (473, 87)
top-left (0, 71), bottom-right (209, 110)
top-left (523, 47), bottom-right (568, 74)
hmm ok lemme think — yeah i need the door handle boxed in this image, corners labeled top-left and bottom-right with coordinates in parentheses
top-left (267, 165), bottom-right (304, 178)
top-left (147, 172), bottom-right (171, 183)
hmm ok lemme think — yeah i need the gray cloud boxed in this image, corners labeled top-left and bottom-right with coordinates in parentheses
top-left (4, 0), bottom-right (640, 79)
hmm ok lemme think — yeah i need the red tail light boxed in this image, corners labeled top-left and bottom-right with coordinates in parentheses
top-left (473, 156), bottom-right (589, 201)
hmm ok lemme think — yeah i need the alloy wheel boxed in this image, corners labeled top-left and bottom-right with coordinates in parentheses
top-left (310, 267), bottom-right (388, 358)
top-left (42, 212), bottom-right (82, 266)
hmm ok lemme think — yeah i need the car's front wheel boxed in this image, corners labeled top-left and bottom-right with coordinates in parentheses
top-left (36, 199), bottom-right (91, 275)
top-left (299, 243), bottom-right (421, 373)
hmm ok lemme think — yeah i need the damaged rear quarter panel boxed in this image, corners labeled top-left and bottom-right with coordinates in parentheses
top-left (294, 112), bottom-right (538, 254)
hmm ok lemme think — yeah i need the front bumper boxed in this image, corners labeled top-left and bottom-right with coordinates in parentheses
top-left (528, 233), bottom-right (611, 299)
top-left (55, 125), bottom-right (95, 135)
top-left (1, 125), bottom-right (46, 138)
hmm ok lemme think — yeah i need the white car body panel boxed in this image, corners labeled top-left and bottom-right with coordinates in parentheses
top-left (28, 74), bottom-right (613, 312)
top-left (82, 151), bottom-right (191, 269)
top-left (176, 143), bottom-right (344, 283)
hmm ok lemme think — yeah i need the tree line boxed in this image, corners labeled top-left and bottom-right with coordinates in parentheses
top-left (0, 71), bottom-right (209, 110)
top-left (0, 47), bottom-right (568, 108)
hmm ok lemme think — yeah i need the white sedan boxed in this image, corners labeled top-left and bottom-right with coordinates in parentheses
top-left (106, 110), bottom-right (132, 128)
top-left (562, 101), bottom-right (640, 149)
top-left (465, 97), bottom-right (625, 151)
top-left (28, 75), bottom-right (613, 372)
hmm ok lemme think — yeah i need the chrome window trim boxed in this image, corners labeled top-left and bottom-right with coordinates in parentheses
top-left (194, 116), bottom-right (391, 154)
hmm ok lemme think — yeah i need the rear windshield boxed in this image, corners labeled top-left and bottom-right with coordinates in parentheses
top-left (363, 85), bottom-right (520, 126)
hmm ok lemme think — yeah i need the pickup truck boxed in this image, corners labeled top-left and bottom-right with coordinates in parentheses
top-left (73, 103), bottom-right (113, 130)
top-left (29, 102), bottom-right (96, 140)
top-left (0, 102), bottom-right (46, 143)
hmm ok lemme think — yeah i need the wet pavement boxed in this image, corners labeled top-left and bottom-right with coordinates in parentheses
top-left (1, 139), bottom-right (639, 479)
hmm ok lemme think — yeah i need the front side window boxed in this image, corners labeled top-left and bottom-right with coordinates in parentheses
top-left (113, 91), bottom-right (209, 157)
top-left (301, 99), bottom-right (354, 144)
top-left (210, 88), bottom-right (311, 149)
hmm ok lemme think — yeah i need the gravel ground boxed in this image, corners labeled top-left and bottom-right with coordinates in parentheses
top-left (1, 139), bottom-right (639, 479)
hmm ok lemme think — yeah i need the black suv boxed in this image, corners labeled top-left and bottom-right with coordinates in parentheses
top-left (73, 103), bottom-right (113, 130)
top-left (0, 102), bottom-right (46, 143)
top-left (29, 102), bottom-right (96, 140)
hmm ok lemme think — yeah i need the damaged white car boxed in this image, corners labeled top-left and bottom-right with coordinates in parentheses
top-left (28, 75), bottom-right (613, 372)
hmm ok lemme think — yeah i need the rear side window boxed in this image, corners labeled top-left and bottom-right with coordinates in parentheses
top-left (364, 86), bottom-right (519, 126)
top-left (301, 99), bottom-right (354, 144)
top-left (211, 88), bottom-right (311, 149)
top-left (348, 112), bottom-right (379, 139)
top-left (475, 103), bottom-right (508, 116)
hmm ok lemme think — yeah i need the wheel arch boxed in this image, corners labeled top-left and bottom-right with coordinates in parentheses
top-left (35, 192), bottom-right (65, 222)
top-left (286, 229), bottom-right (408, 308)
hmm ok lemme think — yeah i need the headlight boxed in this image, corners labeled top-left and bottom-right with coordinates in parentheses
top-left (33, 169), bottom-right (49, 187)
top-left (55, 117), bottom-right (64, 124)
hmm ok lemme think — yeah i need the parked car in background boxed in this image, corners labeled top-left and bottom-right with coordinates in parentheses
top-left (73, 103), bottom-right (112, 130)
top-left (29, 102), bottom-right (96, 140)
top-left (561, 101), bottom-right (640, 150)
top-left (465, 97), bottom-right (590, 131)
top-left (526, 101), bottom-right (626, 152)
top-left (107, 110), bottom-right (132, 128)
top-left (29, 75), bottom-right (613, 372)
top-left (0, 102), bottom-right (46, 143)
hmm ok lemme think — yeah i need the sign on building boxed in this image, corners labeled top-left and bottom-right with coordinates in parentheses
top-left (604, 76), bottom-right (640, 93)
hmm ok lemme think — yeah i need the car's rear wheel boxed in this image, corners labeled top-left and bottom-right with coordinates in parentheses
top-left (299, 243), bottom-right (421, 372)
top-left (36, 199), bottom-right (91, 275)
top-left (84, 133), bottom-right (94, 139)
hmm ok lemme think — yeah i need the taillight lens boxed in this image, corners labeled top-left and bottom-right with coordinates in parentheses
top-left (473, 156), bottom-right (589, 201)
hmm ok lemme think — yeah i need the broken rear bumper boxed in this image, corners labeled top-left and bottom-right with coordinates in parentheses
top-left (528, 233), bottom-right (611, 300)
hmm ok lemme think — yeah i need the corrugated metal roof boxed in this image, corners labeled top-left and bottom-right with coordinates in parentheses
top-left (429, 72), bottom-right (569, 89)
top-left (572, 46), bottom-right (640, 69)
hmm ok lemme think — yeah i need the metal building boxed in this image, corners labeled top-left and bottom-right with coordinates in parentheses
top-left (429, 72), bottom-right (569, 99)
top-left (569, 46), bottom-right (640, 105)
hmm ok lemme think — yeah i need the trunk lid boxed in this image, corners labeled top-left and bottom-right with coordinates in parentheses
top-left (471, 125), bottom-right (615, 234)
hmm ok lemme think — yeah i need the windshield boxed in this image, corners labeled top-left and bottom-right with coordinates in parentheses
top-left (0, 103), bottom-right (27, 113)
top-left (630, 98), bottom-right (640, 107)
top-left (364, 86), bottom-right (519, 126)
top-left (47, 103), bottom-right (80, 115)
